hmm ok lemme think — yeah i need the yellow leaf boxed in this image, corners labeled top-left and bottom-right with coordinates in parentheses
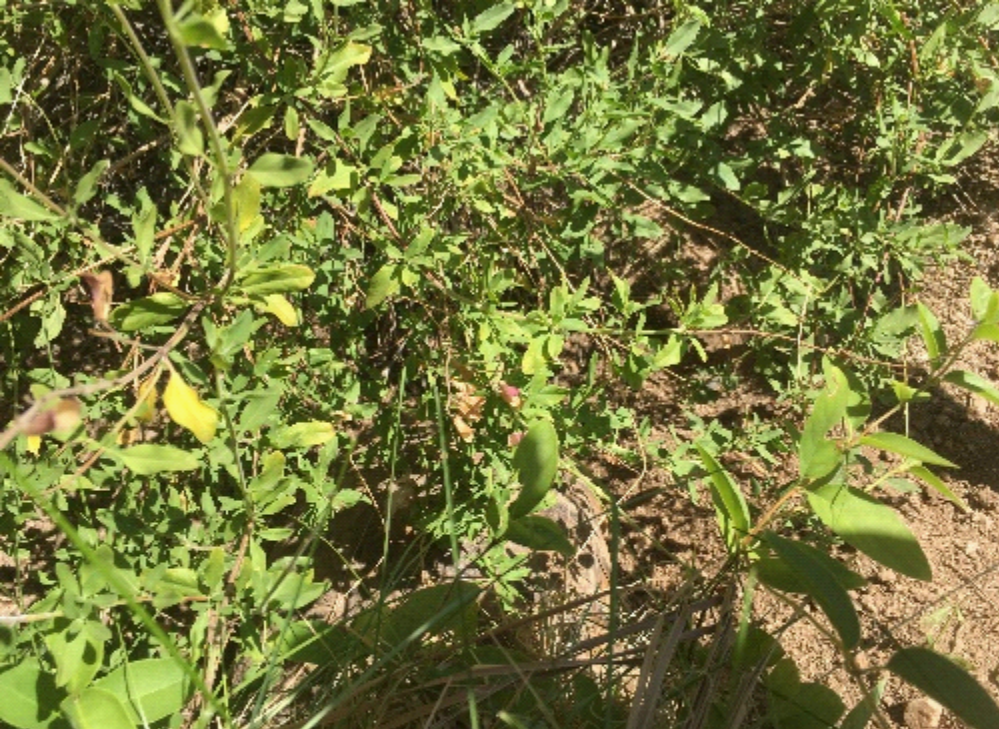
top-left (233, 175), bottom-right (262, 233)
top-left (25, 435), bottom-right (41, 454)
top-left (163, 369), bottom-right (219, 444)
top-left (134, 372), bottom-right (160, 423)
top-left (256, 293), bottom-right (299, 326)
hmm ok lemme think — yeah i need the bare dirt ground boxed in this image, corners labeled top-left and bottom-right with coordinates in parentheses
top-left (686, 151), bottom-right (999, 725)
top-left (570, 148), bottom-right (999, 727)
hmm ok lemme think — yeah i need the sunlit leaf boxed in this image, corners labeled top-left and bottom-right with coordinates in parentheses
top-left (0, 660), bottom-right (67, 728)
top-left (509, 420), bottom-right (560, 518)
top-left (163, 369), bottom-right (218, 444)
top-left (247, 153), bottom-right (314, 187)
top-left (270, 421), bottom-right (335, 449)
top-left (859, 432), bottom-right (956, 468)
top-left (239, 264), bottom-right (315, 295)
top-left (174, 100), bottom-right (203, 157)
top-left (909, 465), bottom-right (968, 511)
top-left (110, 292), bottom-right (187, 331)
top-left (798, 360), bottom-right (851, 480)
top-left (61, 687), bottom-right (133, 729)
top-left (807, 484), bottom-right (931, 580)
top-left (176, 8), bottom-right (229, 50)
top-left (944, 369), bottom-right (999, 406)
top-left (0, 179), bottom-right (59, 221)
top-left (696, 444), bottom-right (751, 552)
top-left (916, 302), bottom-right (946, 364)
top-left (470, 2), bottom-right (516, 34)
top-left (254, 293), bottom-right (299, 326)
top-left (365, 264), bottom-right (401, 309)
top-left (233, 175), bottom-right (261, 232)
top-left (118, 444), bottom-right (200, 475)
top-left (662, 17), bottom-right (702, 57)
top-left (93, 658), bottom-right (190, 725)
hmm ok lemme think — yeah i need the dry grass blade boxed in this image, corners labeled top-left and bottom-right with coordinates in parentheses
top-left (627, 599), bottom-right (696, 729)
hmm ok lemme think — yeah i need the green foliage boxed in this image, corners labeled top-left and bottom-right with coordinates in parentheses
top-left (1, 0), bottom-right (999, 726)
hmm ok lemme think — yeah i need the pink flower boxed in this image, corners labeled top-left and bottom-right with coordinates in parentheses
top-left (499, 382), bottom-right (522, 409)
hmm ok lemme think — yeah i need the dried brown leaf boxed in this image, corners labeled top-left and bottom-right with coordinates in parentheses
top-left (79, 270), bottom-right (113, 322)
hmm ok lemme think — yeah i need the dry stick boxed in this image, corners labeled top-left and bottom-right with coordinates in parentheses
top-left (681, 327), bottom-right (904, 369)
top-left (0, 287), bottom-right (46, 324)
top-left (0, 155), bottom-right (64, 216)
top-left (615, 176), bottom-right (813, 292)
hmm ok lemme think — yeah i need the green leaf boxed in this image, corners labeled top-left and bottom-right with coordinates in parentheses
top-left (239, 263), bottom-right (316, 295)
top-left (0, 179), bottom-right (59, 221)
top-left (943, 370), bottom-right (999, 406)
top-left (771, 681), bottom-right (845, 729)
top-left (505, 515), bottom-right (574, 557)
top-left (246, 153), bottom-right (314, 187)
top-left (176, 9), bottom-right (229, 50)
top-left (45, 621), bottom-right (106, 695)
top-left (761, 532), bottom-right (861, 649)
top-left (72, 160), bottom-right (110, 205)
top-left (798, 361), bottom-right (851, 480)
top-left (859, 432), bottom-right (957, 468)
top-left (470, 2), bottom-right (516, 34)
top-left (916, 302), bottom-right (946, 364)
top-left (308, 160), bottom-right (360, 197)
top-left (0, 661), bottom-right (68, 729)
top-left (973, 322), bottom-right (999, 343)
top-left (132, 189), bottom-right (156, 262)
top-left (756, 540), bottom-right (866, 594)
top-left (970, 277), bottom-right (996, 322)
top-left (978, 3), bottom-right (999, 28)
top-left (353, 582), bottom-right (480, 647)
top-left (543, 88), bottom-right (574, 125)
top-left (909, 466), bottom-right (968, 511)
top-left (92, 659), bottom-right (189, 725)
top-left (60, 688), bottom-right (133, 729)
top-left (109, 292), bottom-right (187, 331)
top-left (365, 264), bottom-right (401, 309)
top-left (663, 18), bottom-right (702, 57)
top-left (509, 420), bottom-right (560, 518)
top-left (174, 101), bottom-right (203, 157)
top-left (275, 621), bottom-right (366, 666)
top-left (233, 175), bottom-right (261, 233)
top-left (283, 105), bottom-right (300, 141)
top-left (714, 161), bottom-right (740, 190)
top-left (422, 36), bottom-right (462, 56)
top-left (841, 683), bottom-right (884, 729)
top-left (270, 421), bottom-right (335, 449)
top-left (696, 445), bottom-right (751, 552)
top-left (938, 130), bottom-right (989, 167)
top-left (887, 648), bottom-right (999, 729)
top-left (520, 337), bottom-right (547, 376)
top-left (320, 41), bottom-right (372, 89)
top-left (118, 445), bottom-right (201, 476)
top-left (807, 484), bottom-right (931, 580)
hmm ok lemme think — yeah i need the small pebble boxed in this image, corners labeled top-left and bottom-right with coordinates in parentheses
top-left (904, 697), bottom-right (943, 729)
